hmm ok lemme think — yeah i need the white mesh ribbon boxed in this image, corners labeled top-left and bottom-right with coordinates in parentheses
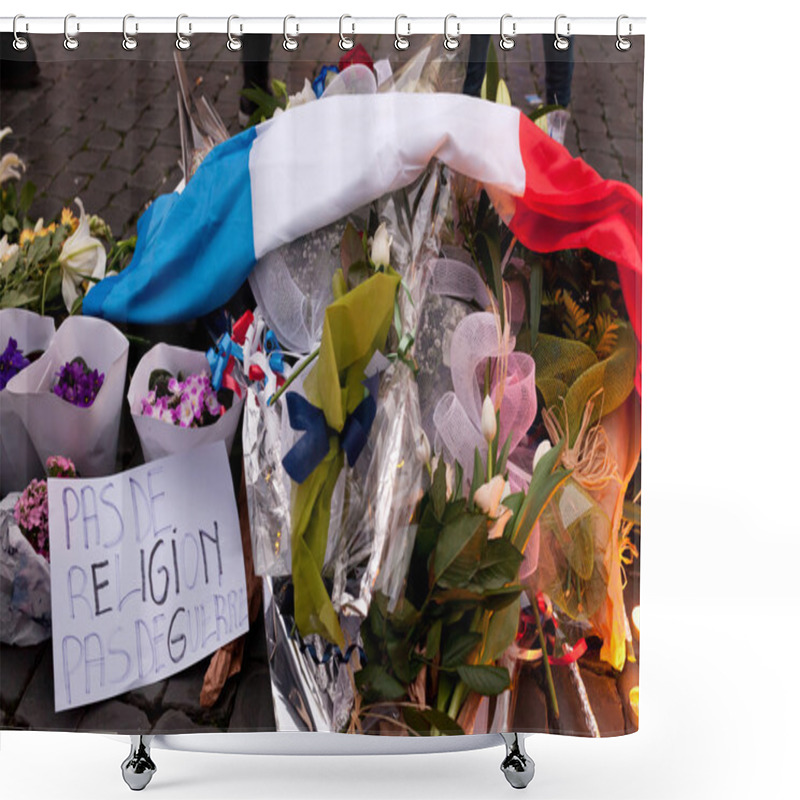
top-left (433, 311), bottom-right (537, 492)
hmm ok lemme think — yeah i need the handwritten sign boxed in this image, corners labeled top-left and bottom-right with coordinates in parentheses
top-left (48, 441), bottom-right (248, 712)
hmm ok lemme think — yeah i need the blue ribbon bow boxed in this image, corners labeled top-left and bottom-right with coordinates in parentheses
top-left (282, 372), bottom-right (379, 484)
top-left (206, 332), bottom-right (243, 391)
top-left (312, 65), bottom-right (339, 98)
top-left (264, 330), bottom-right (285, 375)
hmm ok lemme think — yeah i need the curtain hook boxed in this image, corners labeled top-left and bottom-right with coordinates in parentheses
top-left (283, 15), bottom-right (299, 51)
top-left (394, 15), bottom-right (410, 50)
top-left (227, 15), bottom-right (242, 51)
top-left (122, 14), bottom-right (138, 51)
top-left (12, 15), bottom-right (29, 51)
top-left (339, 15), bottom-right (355, 51)
top-left (554, 14), bottom-right (570, 51)
top-left (176, 14), bottom-right (191, 50)
top-left (63, 13), bottom-right (79, 51)
top-left (499, 14), bottom-right (516, 51)
top-left (443, 14), bottom-right (460, 51)
top-left (616, 15), bottom-right (632, 51)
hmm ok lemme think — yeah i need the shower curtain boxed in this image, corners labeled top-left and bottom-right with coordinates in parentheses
top-left (0, 26), bottom-right (642, 739)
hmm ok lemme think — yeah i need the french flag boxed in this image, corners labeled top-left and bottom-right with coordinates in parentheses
top-left (83, 93), bottom-right (642, 387)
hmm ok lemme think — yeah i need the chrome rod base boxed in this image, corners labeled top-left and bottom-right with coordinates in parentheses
top-left (121, 735), bottom-right (156, 791)
top-left (500, 733), bottom-right (535, 789)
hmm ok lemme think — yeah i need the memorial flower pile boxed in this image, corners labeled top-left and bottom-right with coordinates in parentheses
top-left (52, 357), bottom-right (104, 408)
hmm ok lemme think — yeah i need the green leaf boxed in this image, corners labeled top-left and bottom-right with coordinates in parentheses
top-left (484, 40), bottom-right (500, 105)
top-left (468, 447), bottom-right (484, 507)
top-left (482, 597), bottom-right (521, 662)
top-left (19, 181), bottom-right (36, 216)
top-left (623, 500), bottom-right (641, 527)
top-left (0, 286), bottom-right (39, 309)
top-left (452, 461), bottom-right (463, 500)
top-left (455, 664), bottom-right (510, 696)
top-left (433, 513), bottom-right (486, 586)
top-left (431, 457), bottom-right (447, 520)
top-left (402, 706), bottom-right (464, 736)
top-left (441, 632), bottom-right (482, 668)
top-left (2, 214), bottom-right (19, 234)
top-left (355, 664), bottom-right (406, 702)
top-left (495, 434), bottom-right (513, 479)
top-left (425, 619), bottom-right (442, 660)
top-left (472, 539), bottom-right (524, 590)
top-left (509, 440), bottom-right (572, 554)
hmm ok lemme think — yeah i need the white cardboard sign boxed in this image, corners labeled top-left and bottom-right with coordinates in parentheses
top-left (48, 441), bottom-right (248, 712)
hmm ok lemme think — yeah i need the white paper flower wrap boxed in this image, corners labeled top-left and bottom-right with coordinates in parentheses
top-left (127, 342), bottom-right (244, 462)
top-left (3, 315), bottom-right (129, 477)
top-left (0, 309), bottom-right (56, 494)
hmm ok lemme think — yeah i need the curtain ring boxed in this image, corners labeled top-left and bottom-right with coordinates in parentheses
top-left (554, 14), bottom-right (570, 51)
top-left (394, 15), bottom-right (410, 51)
top-left (616, 15), bottom-right (632, 51)
top-left (443, 14), bottom-right (460, 51)
top-left (499, 14), bottom-right (515, 51)
top-left (283, 15), bottom-right (299, 51)
top-left (176, 14), bottom-right (191, 50)
top-left (12, 15), bottom-right (29, 51)
top-left (63, 14), bottom-right (79, 51)
top-left (339, 15), bottom-right (355, 51)
top-left (227, 15), bottom-right (242, 51)
top-left (122, 14), bottom-right (138, 51)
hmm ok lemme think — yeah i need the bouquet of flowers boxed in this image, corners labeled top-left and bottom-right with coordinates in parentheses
top-left (127, 343), bottom-right (244, 462)
top-left (249, 163), bottom-right (640, 736)
top-left (0, 456), bottom-right (75, 646)
top-left (0, 127), bottom-right (135, 319)
top-left (2, 315), bottom-right (129, 476)
top-left (0, 308), bottom-right (55, 494)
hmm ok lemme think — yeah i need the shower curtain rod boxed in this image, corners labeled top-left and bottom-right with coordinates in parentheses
top-left (0, 15), bottom-right (646, 38)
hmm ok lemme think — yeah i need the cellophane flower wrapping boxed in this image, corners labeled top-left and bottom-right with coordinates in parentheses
top-left (0, 492), bottom-right (51, 646)
top-left (2, 315), bottom-right (128, 477)
top-left (0, 309), bottom-right (55, 494)
top-left (127, 342), bottom-right (244, 462)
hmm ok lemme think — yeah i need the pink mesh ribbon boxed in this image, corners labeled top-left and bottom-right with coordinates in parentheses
top-left (433, 311), bottom-right (537, 493)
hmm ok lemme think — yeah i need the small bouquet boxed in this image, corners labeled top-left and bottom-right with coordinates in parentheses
top-left (0, 308), bottom-right (56, 494)
top-left (128, 343), bottom-right (244, 462)
top-left (13, 455), bottom-right (77, 562)
top-left (51, 357), bottom-right (104, 407)
top-left (0, 456), bottom-right (75, 646)
top-left (2, 315), bottom-right (129, 476)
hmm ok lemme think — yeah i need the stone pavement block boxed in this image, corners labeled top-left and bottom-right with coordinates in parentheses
top-left (105, 107), bottom-right (144, 133)
top-left (581, 148), bottom-right (623, 182)
top-left (90, 127), bottom-right (124, 152)
top-left (78, 699), bottom-right (151, 734)
top-left (126, 678), bottom-right (168, 712)
top-left (43, 171), bottom-right (89, 206)
top-left (67, 148), bottom-right (107, 176)
top-left (228, 665), bottom-right (275, 731)
top-left (93, 166), bottom-right (130, 196)
top-left (0, 643), bottom-right (45, 712)
top-left (15, 647), bottom-right (85, 731)
top-left (151, 708), bottom-right (216, 733)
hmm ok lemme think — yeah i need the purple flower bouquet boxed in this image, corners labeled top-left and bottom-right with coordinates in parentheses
top-left (2, 315), bottom-right (129, 477)
top-left (127, 343), bottom-right (244, 462)
top-left (0, 309), bottom-right (56, 494)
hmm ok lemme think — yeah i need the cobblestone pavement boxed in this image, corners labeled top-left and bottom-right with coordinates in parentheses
top-left (1, 32), bottom-right (643, 238)
top-left (0, 32), bottom-right (642, 736)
